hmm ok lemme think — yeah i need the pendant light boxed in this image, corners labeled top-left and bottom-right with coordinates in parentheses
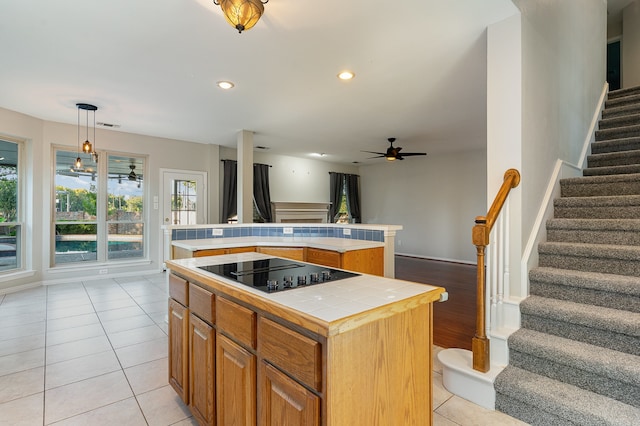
top-left (213, 0), bottom-right (268, 33)
top-left (75, 103), bottom-right (98, 170)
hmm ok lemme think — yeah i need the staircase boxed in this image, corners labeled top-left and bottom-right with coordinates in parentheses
top-left (494, 86), bottom-right (640, 425)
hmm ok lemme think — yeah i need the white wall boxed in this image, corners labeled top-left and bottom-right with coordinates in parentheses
top-left (0, 106), bottom-right (217, 290)
top-left (359, 149), bottom-right (487, 263)
top-left (518, 0), bottom-right (606, 248)
top-left (622, 0), bottom-right (640, 87)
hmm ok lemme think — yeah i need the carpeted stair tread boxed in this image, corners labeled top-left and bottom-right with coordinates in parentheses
top-left (598, 113), bottom-right (640, 130)
top-left (596, 124), bottom-right (640, 141)
top-left (539, 241), bottom-right (640, 277)
top-left (590, 136), bottom-right (640, 154)
top-left (560, 173), bottom-right (640, 197)
top-left (587, 148), bottom-right (640, 167)
top-left (602, 102), bottom-right (640, 119)
top-left (530, 266), bottom-right (640, 297)
top-left (583, 164), bottom-right (640, 176)
top-left (508, 329), bottom-right (640, 387)
top-left (539, 241), bottom-right (640, 261)
top-left (546, 218), bottom-right (640, 245)
top-left (495, 366), bottom-right (640, 426)
top-left (608, 86), bottom-right (640, 99)
top-left (605, 93), bottom-right (640, 109)
top-left (520, 295), bottom-right (640, 337)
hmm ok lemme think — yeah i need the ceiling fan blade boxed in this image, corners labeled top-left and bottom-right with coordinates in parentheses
top-left (398, 153), bottom-right (427, 157)
top-left (362, 150), bottom-right (386, 155)
top-left (366, 155), bottom-right (386, 159)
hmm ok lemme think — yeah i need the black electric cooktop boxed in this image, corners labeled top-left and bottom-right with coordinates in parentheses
top-left (198, 257), bottom-right (359, 293)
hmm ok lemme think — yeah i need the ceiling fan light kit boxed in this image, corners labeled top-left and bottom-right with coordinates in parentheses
top-left (213, 0), bottom-right (268, 33)
top-left (363, 138), bottom-right (427, 161)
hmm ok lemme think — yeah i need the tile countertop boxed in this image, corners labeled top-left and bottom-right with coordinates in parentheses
top-left (171, 236), bottom-right (384, 253)
top-left (167, 252), bottom-right (446, 329)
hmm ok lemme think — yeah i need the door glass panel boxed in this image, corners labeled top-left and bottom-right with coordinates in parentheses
top-left (171, 179), bottom-right (197, 225)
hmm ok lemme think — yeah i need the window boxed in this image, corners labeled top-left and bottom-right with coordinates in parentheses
top-left (0, 139), bottom-right (21, 272)
top-left (53, 149), bottom-right (145, 265)
top-left (336, 181), bottom-right (350, 224)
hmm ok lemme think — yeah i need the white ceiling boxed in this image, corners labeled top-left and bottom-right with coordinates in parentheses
top-left (1, 0), bottom-right (521, 164)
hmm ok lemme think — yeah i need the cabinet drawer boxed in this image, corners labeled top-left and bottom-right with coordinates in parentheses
top-left (306, 248), bottom-right (341, 268)
top-left (216, 297), bottom-right (257, 349)
top-left (258, 317), bottom-right (322, 391)
top-left (256, 247), bottom-right (305, 261)
top-left (169, 274), bottom-right (188, 306)
top-left (189, 283), bottom-right (215, 323)
top-left (194, 248), bottom-right (226, 257)
top-left (225, 246), bottom-right (255, 254)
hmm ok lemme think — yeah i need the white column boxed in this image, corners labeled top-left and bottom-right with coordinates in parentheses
top-left (237, 130), bottom-right (254, 223)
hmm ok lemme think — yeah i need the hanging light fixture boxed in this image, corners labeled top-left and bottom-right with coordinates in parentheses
top-left (75, 103), bottom-right (98, 169)
top-left (213, 0), bottom-right (268, 33)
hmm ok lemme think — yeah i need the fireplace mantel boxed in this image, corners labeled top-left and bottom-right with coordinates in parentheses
top-left (271, 201), bottom-right (330, 223)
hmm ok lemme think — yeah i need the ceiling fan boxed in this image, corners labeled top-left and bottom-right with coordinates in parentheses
top-left (363, 138), bottom-right (427, 161)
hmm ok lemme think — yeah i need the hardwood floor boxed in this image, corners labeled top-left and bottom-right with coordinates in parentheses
top-left (395, 255), bottom-right (476, 350)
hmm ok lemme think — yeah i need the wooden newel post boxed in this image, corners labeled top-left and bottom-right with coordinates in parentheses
top-left (472, 217), bottom-right (490, 373)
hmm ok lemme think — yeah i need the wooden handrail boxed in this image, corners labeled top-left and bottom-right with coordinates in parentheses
top-left (471, 168), bottom-right (520, 372)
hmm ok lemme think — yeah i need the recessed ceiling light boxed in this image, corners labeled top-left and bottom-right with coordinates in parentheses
top-left (217, 81), bottom-right (235, 89)
top-left (337, 70), bottom-right (355, 80)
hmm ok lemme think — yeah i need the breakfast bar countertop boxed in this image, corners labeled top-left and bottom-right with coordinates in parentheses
top-left (171, 236), bottom-right (385, 253)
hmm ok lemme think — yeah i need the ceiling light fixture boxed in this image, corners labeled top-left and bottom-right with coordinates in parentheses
top-left (75, 103), bottom-right (98, 169)
top-left (217, 81), bottom-right (235, 89)
top-left (337, 70), bottom-right (355, 80)
top-left (213, 0), bottom-right (268, 33)
top-left (128, 164), bottom-right (137, 181)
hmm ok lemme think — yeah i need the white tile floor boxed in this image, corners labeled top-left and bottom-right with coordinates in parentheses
top-left (0, 272), bottom-right (526, 425)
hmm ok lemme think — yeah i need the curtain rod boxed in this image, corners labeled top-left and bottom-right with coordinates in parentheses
top-left (328, 171), bottom-right (359, 177)
top-left (221, 159), bottom-right (271, 167)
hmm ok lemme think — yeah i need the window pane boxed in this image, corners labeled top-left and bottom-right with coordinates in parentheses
top-left (0, 224), bottom-right (20, 271)
top-left (55, 151), bottom-right (97, 221)
top-left (107, 155), bottom-right (144, 261)
top-left (0, 142), bottom-right (18, 222)
top-left (55, 224), bottom-right (97, 264)
top-left (108, 223), bottom-right (143, 260)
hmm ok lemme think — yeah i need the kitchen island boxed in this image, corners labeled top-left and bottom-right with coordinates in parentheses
top-left (167, 252), bottom-right (445, 426)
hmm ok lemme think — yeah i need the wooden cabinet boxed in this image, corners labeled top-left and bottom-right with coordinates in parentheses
top-left (216, 334), bottom-right (256, 426)
top-left (307, 246), bottom-right (384, 276)
top-left (189, 313), bottom-right (215, 426)
top-left (258, 361), bottom-right (320, 426)
top-left (168, 298), bottom-right (189, 403)
top-left (256, 246), bottom-right (305, 261)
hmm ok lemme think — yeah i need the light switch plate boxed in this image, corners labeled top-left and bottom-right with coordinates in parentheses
top-left (343, 228), bottom-right (351, 235)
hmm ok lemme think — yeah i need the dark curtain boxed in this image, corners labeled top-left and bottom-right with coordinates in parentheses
top-left (329, 172), bottom-right (343, 222)
top-left (222, 160), bottom-right (237, 222)
top-left (253, 163), bottom-right (273, 222)
top-left (345, 174), bottom-right (361, 223)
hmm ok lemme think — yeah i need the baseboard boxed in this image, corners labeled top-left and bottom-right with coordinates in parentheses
top-left (438, 348), bottom-right (503, 410)
top-left (0, 281), bottom-right (42, 295)
top-left (395, 252), bottom-right (475, 266)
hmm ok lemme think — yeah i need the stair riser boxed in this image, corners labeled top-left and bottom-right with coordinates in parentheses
top-left (553, 205), bottom-right (640, 219)
top-left (588, 154), bottom-right (640, 167)
top-left (509, 351), bottom-right (639, 407)
top-left (596, 127), bottom-right (640, 141)
top-left (547, 229), bottom-right (640, 246)
top-left (539, 252), bottom-right (640, 277)
top-left (560, 181), bottom-right (640, 197)
top-left (584, 165), bottom-right (640, 176)
top-left (602, 104), bottom-right (640, 119)
top-left (591, 138), bottom-right (640, 154)
top-left (520, 314), bottom-right (639, 356)
top-left (531, 280), bottom-right (639, 313)
top-left (598, 115), bottom-right (640, 130)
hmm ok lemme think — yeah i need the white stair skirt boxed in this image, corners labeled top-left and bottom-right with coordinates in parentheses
top-left (437, 348), bottom-right (504, 410)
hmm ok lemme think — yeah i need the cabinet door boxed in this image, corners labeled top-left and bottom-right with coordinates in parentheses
top-left (168, 299), bottom-right (189, 403)
top-left (258, 361), bottom-right (320, 426)
top-left (216, 334), bottom-right (256, 426)
top-left (189, 314), bottom-right (215, 426)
